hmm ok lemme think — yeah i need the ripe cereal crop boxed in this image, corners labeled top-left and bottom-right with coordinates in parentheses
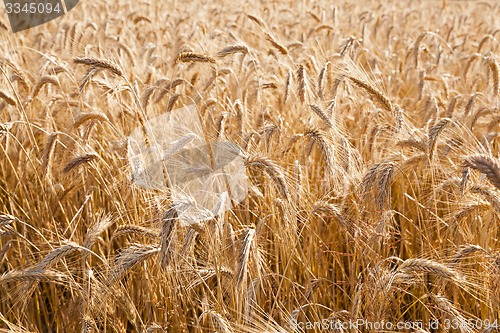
top-left (0, 0), bottom-right (499, 332)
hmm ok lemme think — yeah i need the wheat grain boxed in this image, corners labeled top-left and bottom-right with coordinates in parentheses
top-left (80, 316), bottom-right (94, 333)
top-left (3, 59), bottom-right (30, 93)
top-left (78, 67), bottom-right (100, 91)
top-left (152, 79), bottom-right (186, 104)
top-left (312, 202), bottom-right (343, 223)
top-left (281, 134), bottom-right (303, 156)
top-left (209, 310), bottom-right (232, 333)
top-left (396, 139), bottom-right (427, 152)
top-left (0, 240), bottom-right (12, 266)
top-left (460, 167), bottom-right (470, 195)
top-left (140, 86), bottom-right (156, 109)
top-left (180, 227), bottom-right (198, 259)
top-left (464, 92), bottom-right (479, 116)
top-left (446, 95), bottom-right (459, 118)
top-left (2, 1), bottom-right (500, 330)
top-left (166, 93), bottom-right (182, 113)
top-left (0, 122), bottom-right (12, 137)
top-left (470, 185), bottom-right (500, 213)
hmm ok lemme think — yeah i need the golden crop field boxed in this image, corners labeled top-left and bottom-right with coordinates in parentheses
top-left (0, 0), bottom-right (499, 332)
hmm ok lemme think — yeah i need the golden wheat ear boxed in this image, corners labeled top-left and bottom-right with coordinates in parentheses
top-left (464, 155), bottom-right (500, 190)
top-left (160, 207), bottom-right (178, 268)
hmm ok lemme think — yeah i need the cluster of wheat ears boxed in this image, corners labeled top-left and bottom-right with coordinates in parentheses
top-left (0, 0), bottom-right (499, 332)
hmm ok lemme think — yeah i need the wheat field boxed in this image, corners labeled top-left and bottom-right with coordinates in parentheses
top-left (0, 0), bottom-right (499, 332)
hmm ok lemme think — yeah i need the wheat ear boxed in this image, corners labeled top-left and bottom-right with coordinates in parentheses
top-left (74, 56), bottom-right (124, 76)
top-left (176, 52), bottom-right (216, 64)
top-left (0, 89), bottom-right (16, 106)
top-left (245, 154), bottom-right (289, 200)
top-left (464, 155), bottom-right (500, 190)
top-left (347, 76), bottom-right (392, 112)
top-left (63, 153), bottom-right (98, 173)
top-left (485, 54), bottom-right (499, 98)
top-left (236, 228), bottom-right (255, 290)
top-left (160, 207), bottom-right (178, 268)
